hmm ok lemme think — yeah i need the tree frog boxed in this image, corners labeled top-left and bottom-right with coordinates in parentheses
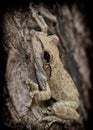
top-left (26, 6), bottom-right (80, 127)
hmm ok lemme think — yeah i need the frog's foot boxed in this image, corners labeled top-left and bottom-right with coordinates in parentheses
top-left (42, 106), bottom-right (54, 115)
top-left (39, 116), bottom-right (67, 130)
top-left (25, 78), bottom-right (39, 91)
top-left (45, 120), bottom-right (56, 130)
top-left (41, 116), bottom-right (66, 123)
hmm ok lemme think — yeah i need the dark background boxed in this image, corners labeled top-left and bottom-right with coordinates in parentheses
top-left (0, 0), bottom-right (93, 130)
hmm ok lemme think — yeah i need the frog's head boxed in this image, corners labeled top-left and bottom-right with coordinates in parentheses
top-left (34, 32), bottom-right (62, 84)
top-left (39, 34), bottom-right (60, 65)
top-left (39, 34), bottom-right (61, 78)
top-left (34, 33), bottom-right (60, 77)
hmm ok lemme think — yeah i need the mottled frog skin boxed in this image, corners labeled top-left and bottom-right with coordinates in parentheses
top-left (26, 6), bottom-right (80, 126)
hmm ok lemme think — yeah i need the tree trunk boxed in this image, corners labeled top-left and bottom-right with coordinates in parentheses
top-left (0, 1), bottom-right (93, 130)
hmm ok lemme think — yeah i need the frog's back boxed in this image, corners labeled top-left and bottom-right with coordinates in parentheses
top-left (49, 64), bottom-right (79, 101)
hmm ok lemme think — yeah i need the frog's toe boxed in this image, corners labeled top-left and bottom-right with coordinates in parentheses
top-left (42, 108), bottom-right (54, 115)
top-left (42, 109), bottom-right (48, 114)
top-left (41, 116), bottom-right (57, 122)
top-left (47, 106), bottom-right (52, 111)
top-left (45, 122), bottom-right (53, 130)
top-left (38, 118), bottom-right (43, 123)
top-left (29, 92), bottom-right (34, 98)
top-left (44, 119), bottom-right (62, 130)
top-left (38, 117), bottom-right (55, 130)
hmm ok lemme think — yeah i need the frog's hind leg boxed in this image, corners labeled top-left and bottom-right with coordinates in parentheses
top-left (42, 100), bottom-right (80, 123)
top-left (40, 116), bottom-right (67, 130)
top-left (52, 100), bottom-right (80, 121)
top-left (41, 100), bottom-right (80, 129)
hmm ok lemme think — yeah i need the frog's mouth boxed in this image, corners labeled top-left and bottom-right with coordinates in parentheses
top-left (43, 63), bottom-right (51, 79)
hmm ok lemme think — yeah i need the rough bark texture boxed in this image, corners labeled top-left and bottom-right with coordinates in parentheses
top-left (0, 0), bottom-right (93, 130)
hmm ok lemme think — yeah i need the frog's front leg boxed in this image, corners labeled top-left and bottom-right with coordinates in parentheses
top-left (25, 79), bottom-right (51, 102)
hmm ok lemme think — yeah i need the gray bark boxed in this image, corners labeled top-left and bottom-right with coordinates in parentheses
top-left (0, 1), bottom-right (92, 130)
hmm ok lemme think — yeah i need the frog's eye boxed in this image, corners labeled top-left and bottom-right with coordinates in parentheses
top-left (42, 51), bottom-right (53, 63)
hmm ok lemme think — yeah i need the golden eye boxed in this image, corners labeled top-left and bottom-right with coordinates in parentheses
top-left (43, 51), bottom-right (53, 63)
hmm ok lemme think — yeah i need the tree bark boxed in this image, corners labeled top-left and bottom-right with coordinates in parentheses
top-left (0, 1), bottom-right (93, 130)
